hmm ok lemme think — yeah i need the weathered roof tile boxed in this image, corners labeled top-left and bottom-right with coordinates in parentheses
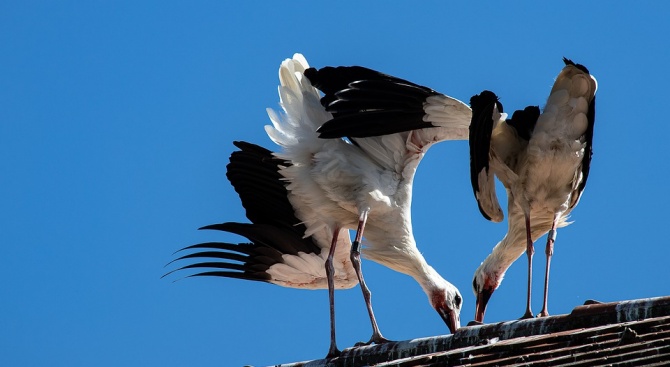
top-left (276, 296), bottom-right (670, 367)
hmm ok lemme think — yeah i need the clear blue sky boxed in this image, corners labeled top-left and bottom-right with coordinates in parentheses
top-left (2, 2), bottom-right (668, 366)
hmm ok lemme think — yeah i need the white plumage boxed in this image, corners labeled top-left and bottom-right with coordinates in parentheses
top-left (168, 54), bottom-right (469, 358)
top-left (266, 54), bottom-right (468, 356)
top-left (469, 58), bottom-right (597, 322)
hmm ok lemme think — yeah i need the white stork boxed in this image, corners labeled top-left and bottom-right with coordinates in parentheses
top-left (168, 54), bottom-right (470, 357)
top-left (268, 54), bottom-right (469, 349)
top-left (468, 58), bottom-right (597, 322)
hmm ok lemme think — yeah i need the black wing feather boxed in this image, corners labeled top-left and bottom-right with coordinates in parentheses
top-left (162, 241), bottom-right (277, 282)
top-left (468, 91), bottom-right (501, 221)
top-left (563, 57), bottom-right (591, 74)
top-left (201, 222), bottom-right (320, 256)
top-left (507, 106), bottom-right (541, 142)
top-left (226, 141), bottom-right (303, 235)
top-left (187, 271), bottom-right (271, 282)
top-left (165, 141), bottom-right (322, 282)
top-left (318, 111), bottom-right (430, 139)
top-left (304, 66), bottom-right (440, 139)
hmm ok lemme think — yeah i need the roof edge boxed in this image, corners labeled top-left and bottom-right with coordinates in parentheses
top-left (276, 295), bottom-right (670, 367)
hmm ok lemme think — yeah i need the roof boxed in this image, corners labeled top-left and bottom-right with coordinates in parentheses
top-left (276, 295), bottom-right (670, 367)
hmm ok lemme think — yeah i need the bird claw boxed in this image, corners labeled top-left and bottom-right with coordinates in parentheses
top-left (325, 347), bottom-right (341, 359)
top-left (536, 310), bottom-right (549, 318)
top-left (467, 320), bottom-right (484, 327)
top-left (519, 310), bottom-right (535, 320)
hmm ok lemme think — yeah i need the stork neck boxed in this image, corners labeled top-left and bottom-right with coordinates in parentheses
top-left (480, 208), bottom-right (557, 280)
top-left (362, 229), bottom-right (444, 290)
top-left (479, 230), bottom-right (527, 281)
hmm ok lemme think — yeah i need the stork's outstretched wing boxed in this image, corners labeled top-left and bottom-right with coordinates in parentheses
top-left (304, 66), bottom-right (470, 140)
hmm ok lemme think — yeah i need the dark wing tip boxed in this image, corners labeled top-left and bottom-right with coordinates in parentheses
top-left (199, 223), bottom-right (223, 231)
top-left (563, 57), bottom-right (590, 74)
top-left (306, 64), bottom-right (441, 139)
top-left (524, 105), bottom-right (541, 115)
top-left (469, 90), bottom-right (502, 114)
top-left (231, 140), bottom-right (272, 155)
top-left (507, 105), bottom-right (540, 141)
top-left (303, 67), bottom-right (318, 81)
top-left (468, 90), bottom-right (503, 221)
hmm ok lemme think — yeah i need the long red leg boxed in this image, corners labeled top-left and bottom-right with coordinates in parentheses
top-left (325, 228), bottom-right (341, 358)
top-left (538, 214), bottom-right (560, 317)
top-left (350, 208), bottom-right (389, 346)
top-left (520, 212), bottom-right (535, 319)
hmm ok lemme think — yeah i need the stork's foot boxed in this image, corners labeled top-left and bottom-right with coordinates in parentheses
top-left (354, 334), bottom-right (392, 347)
top-left (325, 346), bottom-right (341, 359)
top-left (519, 310), bottom-right (535, 320)
top-left (467, 320), bottom-right (484, 326)
top-left (537, 309), bottom-right (549, 318)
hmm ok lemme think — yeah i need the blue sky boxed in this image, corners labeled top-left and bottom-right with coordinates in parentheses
top-left (2, 2), bottom-right (669, 366)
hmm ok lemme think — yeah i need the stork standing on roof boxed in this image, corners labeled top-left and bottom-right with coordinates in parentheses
top-left (468, 59), bottom-right (597, 322)
top-left (268, 54), bottom-right (469, 350)
top-left (303, 61), bottom-right (478, 289)
top-left (167, 54), bottom-right (470, 358)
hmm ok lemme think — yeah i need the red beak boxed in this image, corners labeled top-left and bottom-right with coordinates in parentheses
top-left (475, 288), bottom-right (493, 323)
top-left (438, 307), bottom-right (461, 334)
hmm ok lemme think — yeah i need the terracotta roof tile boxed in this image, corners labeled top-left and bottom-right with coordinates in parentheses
top-left (277, 296), bottom-right (670, 367)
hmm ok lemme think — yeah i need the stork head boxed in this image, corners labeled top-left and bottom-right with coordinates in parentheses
top-left (471, 263), bottom-right (504, 323)
top-left (427, 280), bottom-right (462, 334)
